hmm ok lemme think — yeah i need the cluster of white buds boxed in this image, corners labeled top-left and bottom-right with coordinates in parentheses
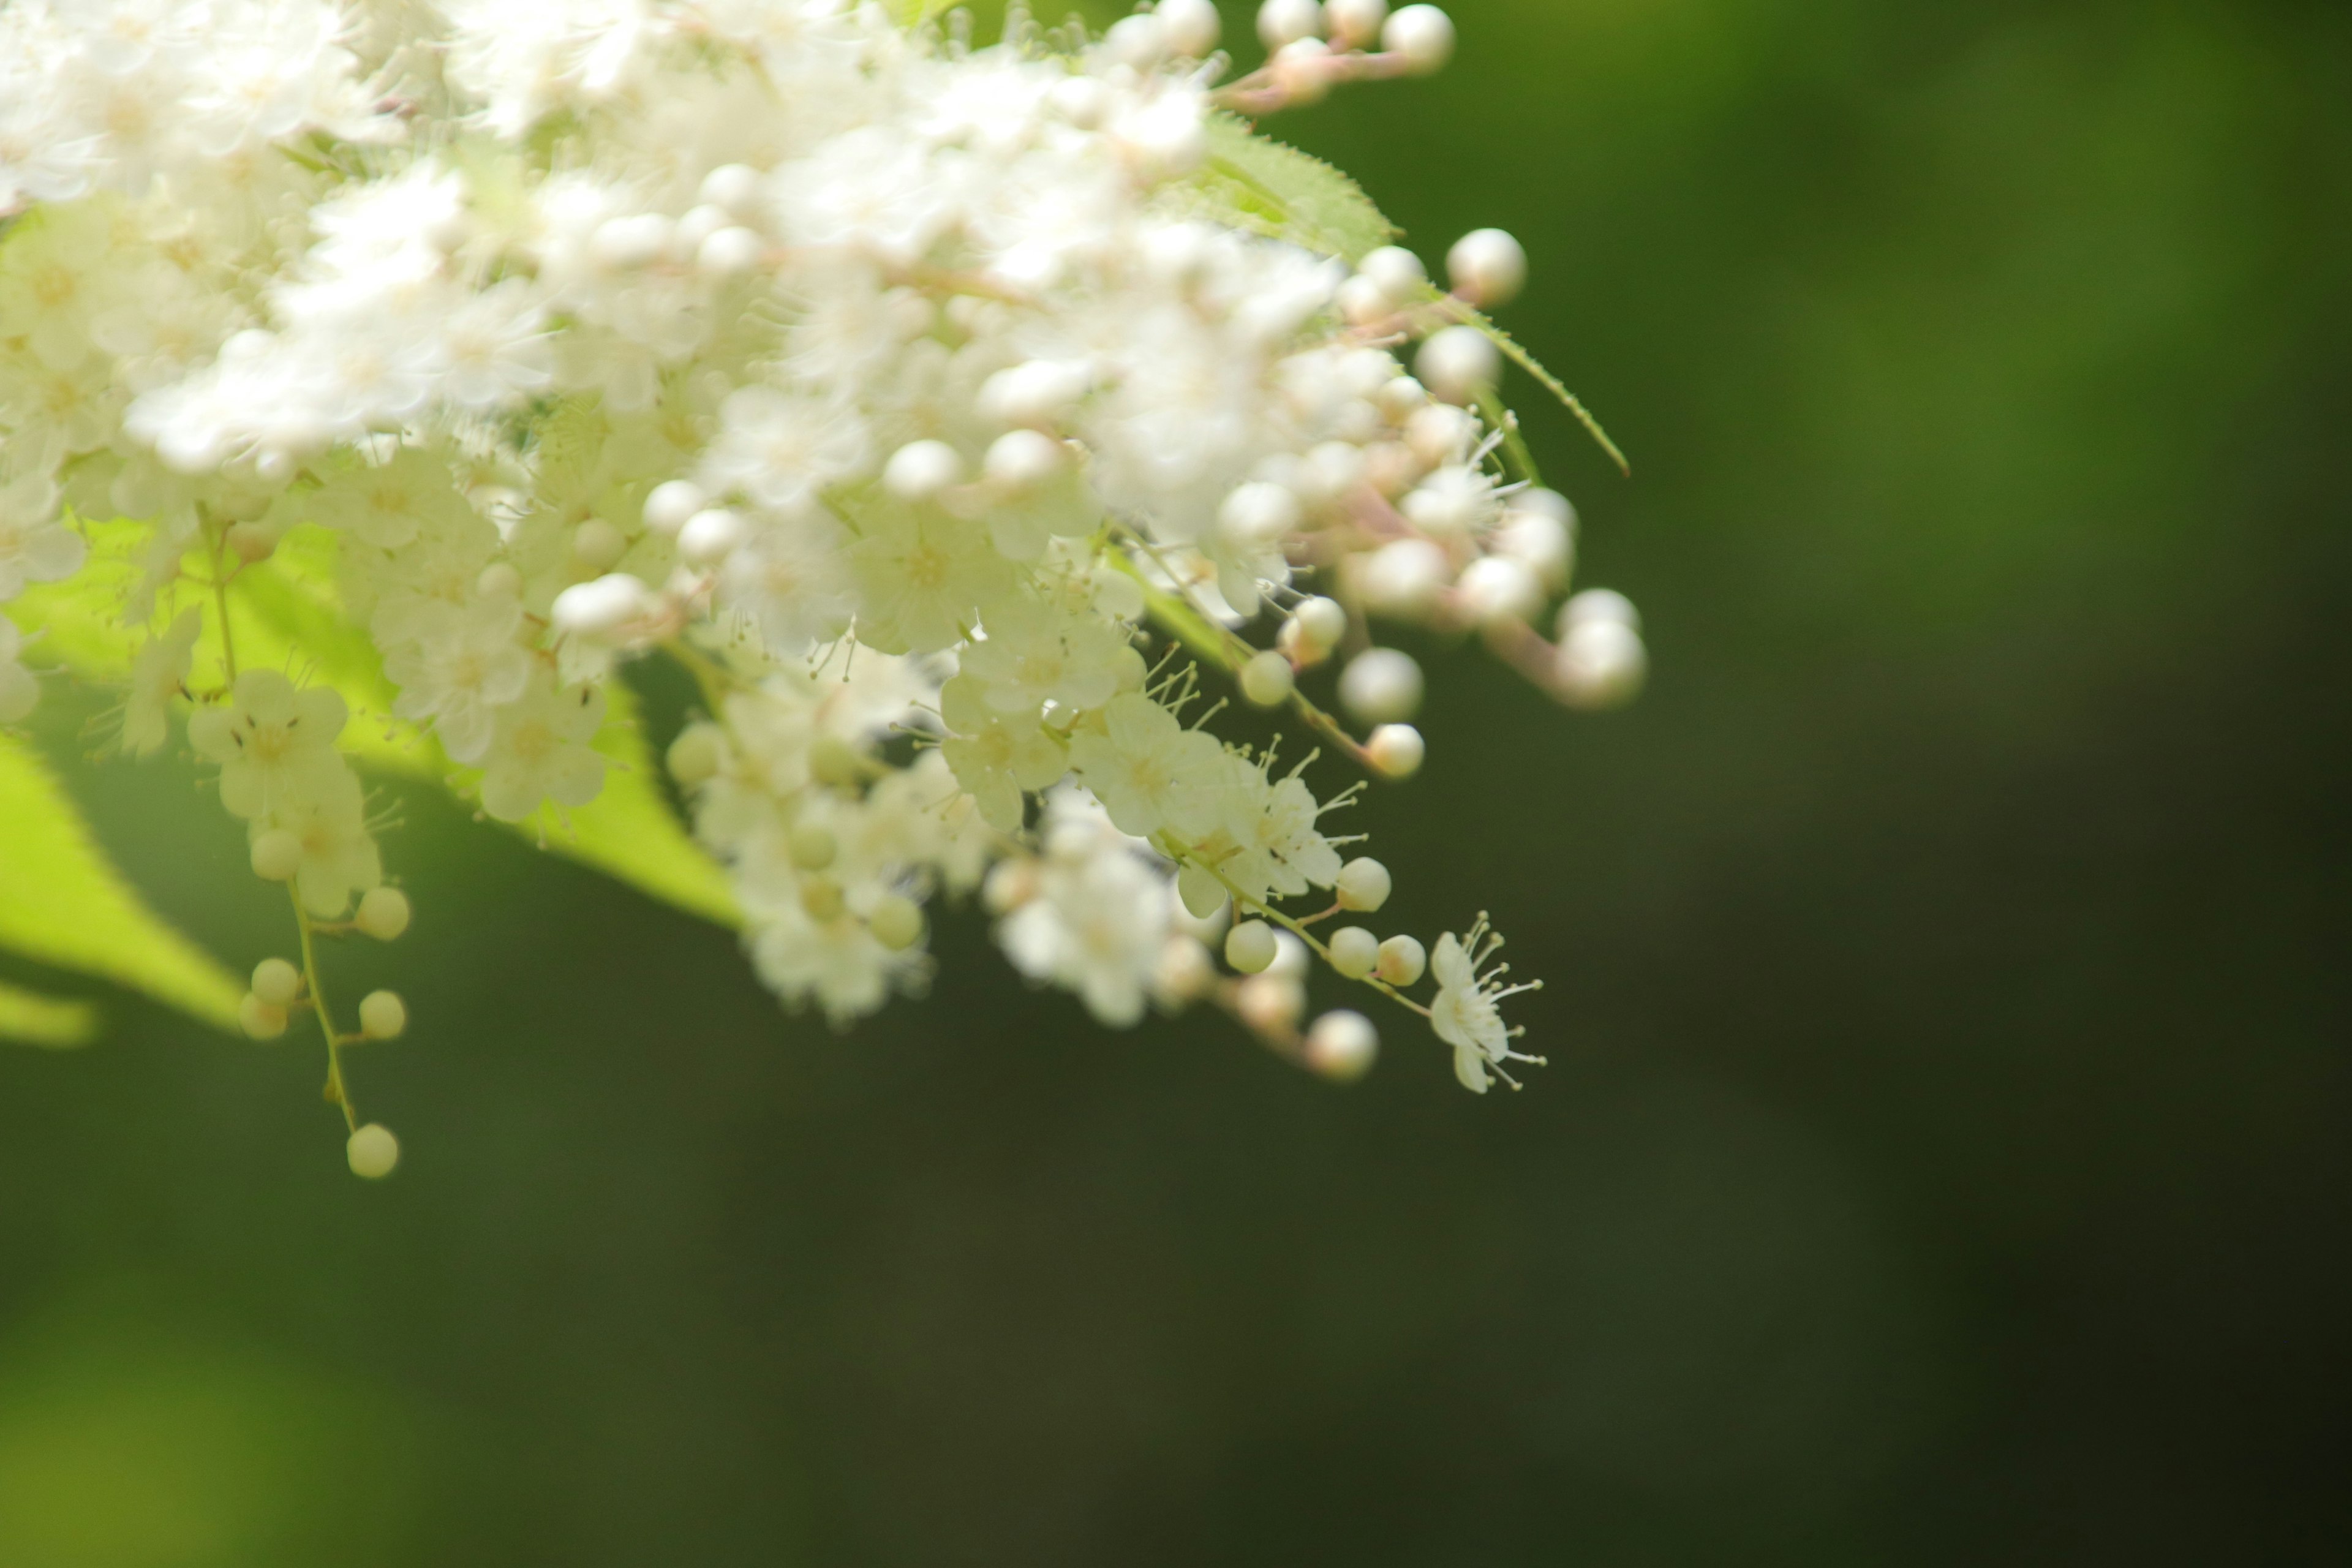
top-left (0, 0), bottom-right (1646, 1167)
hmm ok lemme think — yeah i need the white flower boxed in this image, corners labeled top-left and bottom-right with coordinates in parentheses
top-left (187, 668), bottom-right (349, 820)
top-left (848, 505), bottom-right (1014, 655)
top-left (382, 600), bottom-right (532, 764)
top-left (435, 280), bottom-right (556, 410)
top-left (1216, 756), bottom-right (1346, 901)
top-left (304, 446), bottom-right (475, 552)
top-left (0, 473), bottom-right (85, 600)
top-left (1429, 916), bottom-right (1545, 1093)
top-left (1066, 692), bottom-right (1226, 840)
top-left (937, 674), bottom-right (1067, 833)
top-left (478, 677), bottom-right (606, 823)
top-left (713, 507), bottom-right (858, 659)
top-left (747, 895), bottom-right (928, 1028)
top-left (959, 589), bottom-right (1126, 718)
top-left (255, 763), bottom-right (382, 919)
top-left (120, 606), bottom-right (200, 755)
top-left (997, 791), bottom-right (1174, 1027)
top-left (699, 386), bottom-right (873, 516)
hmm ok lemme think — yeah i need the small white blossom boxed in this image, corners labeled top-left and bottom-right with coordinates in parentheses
top-left (119, 606), bottom-right (200, 755)
top-left (479, 677), bottom-right (606, 823)
top-left (1430, 915), bottom-right (1545, 1093)
top-left (187, 668), bottom-right (349, 821)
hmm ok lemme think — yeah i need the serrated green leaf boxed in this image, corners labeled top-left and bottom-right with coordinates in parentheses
top-left (0, 733), bottom-right (244, 1033)
top-left (1457, 306), bottom-right (1633, 477)
top-left (0, 978), bottom-right (100, 1049)
top-left (1188, 113), bottom-right (1399, 263)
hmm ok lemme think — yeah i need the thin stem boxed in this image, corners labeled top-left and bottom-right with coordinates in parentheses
top-left (1162, 835), bottom-right (1433, 1021)
top-left (290, 885), bottom-right (357, 1132)
top-left (209, 528), bottom-right (239, 682)
top-left (1106, 527), bottom-right (1382, 775)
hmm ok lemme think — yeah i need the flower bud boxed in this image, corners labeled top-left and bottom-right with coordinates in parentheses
top-left (251, 957), bottom-right (303, 1008)
top-left (1104, 13), bottom-right (1168, 68)
top-left (1178, 862), bottom-right (1229, 920)
top-left (1329, 925), bottom-right (1380, 978)
top-left (347, 1123), bottom-right (400, 1180)
top-left (1555, 617), bottom-right (1648, 709)
top-left (358, 990), bottom-right (407, 1041)
top-left (552, 573), bottom-right (649, 638)
top-left (1496, 500), bottom-right (1575, 587)
top-left (1415, 325), bottom-right (1501, 405)
top-left (572, 518), bottom-right (627, 571)
top-left (799, 876), bottom-right (845, 922)
top-left (1237, 973), bottom-right (1307, 1036)
top-left (1153, 935), bottom-right (1218, 1005)
top-left (644, 480), bottom-right (706, 536)
top-left (1382, 3), bottom-right (1455, 73)
top-left (667, 724), bottom-right (723, 786)
top-left (1404, 401), bottom-right (1477, 464)
top-left (983, 428), bottom-right (1066, 492)
top-left (699, 163), bottom-right (763, 217)
top-left (1338, 647), bottom-right (1423, 723)
top-left (697, 226), bottom-right (764, 277)
top-left (788, 821), bottom-right (839, 870)
top-left (883, 440), bottom-right (965, 502)
top-left (677, 507), bottom-right (747, 568)
top-left (250, 829), bottom-right (303, 883)
top-left (1456, 554), bottom-right (1544, 625)
top-left (1560, 587), bottom-right (1640, 635)
top-left (1357, 539), bottom-right (1450, 618)
top-left (1447, 228), bottom-right (1528, 307)
top-left (1375, 933), bottom-right (1427, 986)
top-left (979, 360), bottom-right (1091, 428)
top-left (1337, 274), bottom-right (1395, 326)
top-left (1367, 722), bottom-right (1425, 778)
top-left (1272, 39), bottom-right (1333, 105)
top-left (1226, 919), bottom-right (1279, 974)
top-left (1239, 649), bottom-right (1295, 707)
top-left (1159, 0), bottom-right (1223, 57)
top-left (1304, 1009), bottom-right (1379, 1080)
top-left (239, 992), bottom-right (288, 1041)
top-left (1336, 856), bottom-right (1393, 912)
top-left (1289, 595), bottom-right (1348, 655)
top-left (1258, 0), bottom-right (1324, 50)
top-left (1358, 246), bottom-right (1427, 302)
top-left (1267, 930), bottom-right (1311, 979)
top-left (869, 892), bottom-right (925, 951)
top-left (356, 886), bottom-right (412, 942)
top-left (1327, 0), bottom-right (1389, 49)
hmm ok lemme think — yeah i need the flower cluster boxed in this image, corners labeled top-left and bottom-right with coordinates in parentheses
top-left (0, 0), bottom-right (1647, 1170)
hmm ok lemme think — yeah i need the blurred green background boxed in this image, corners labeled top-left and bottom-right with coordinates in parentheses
top-left (5, 0), bottom-right (2350, 1561)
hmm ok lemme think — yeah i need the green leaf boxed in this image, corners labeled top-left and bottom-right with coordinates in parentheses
top-left (0, 733), bottom-right (244, 1033)
top-left (1189, 113), bottom-right (1399, 263)
top-left (0, 978), bottom-right (100, 1049)
top-left (887, 0), bottom-right (954, 25)
top-left (1456, 305), bottom-right (1633, 477)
